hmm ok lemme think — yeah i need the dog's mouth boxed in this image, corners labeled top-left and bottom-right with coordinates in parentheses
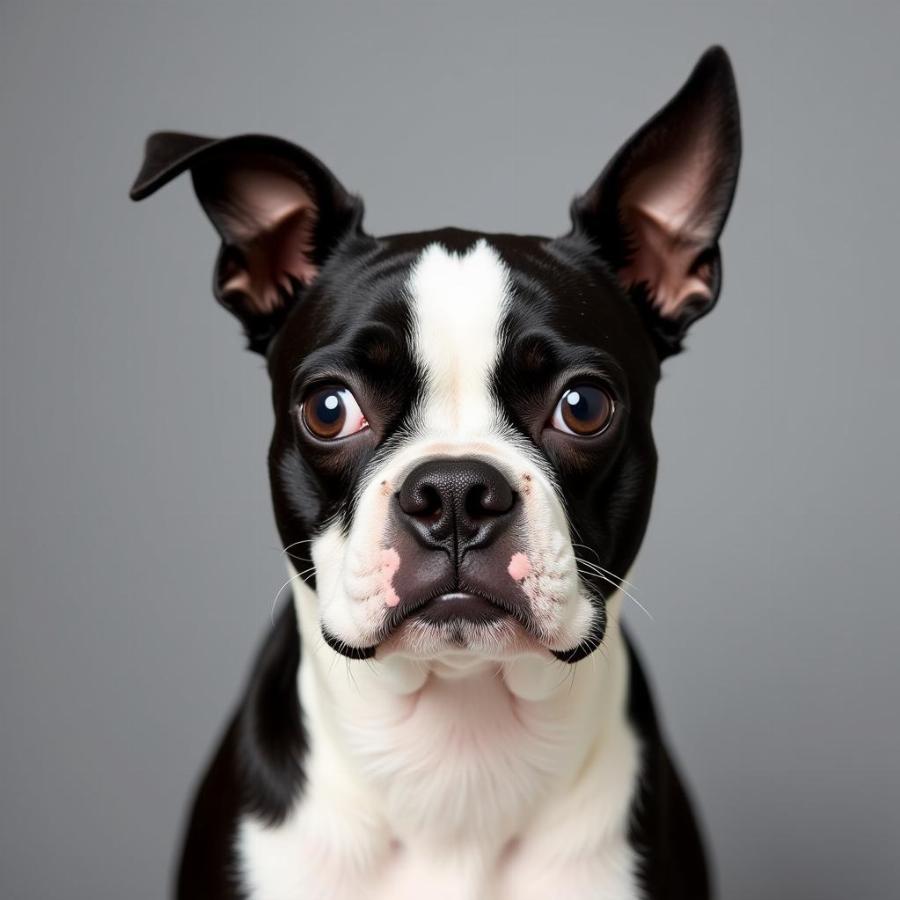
top-left (319, 587), bottom-right (605, 663)
top-left (320, 587), bottom-right (542, 661)
top-left (378, 588), bottom-right (550, 659)
top-left (412, 591), bottom-right (506, 626)
top-left (379, 586), bottom-right (538, 645)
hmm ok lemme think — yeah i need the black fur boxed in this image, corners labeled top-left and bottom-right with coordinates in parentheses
top-left (130, 46), bottom-right (741, 900)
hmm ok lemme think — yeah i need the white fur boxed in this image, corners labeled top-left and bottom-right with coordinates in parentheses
top-left (239, 579), bottom-right (641, 900)
top-left (408, 239), bottom-right (509, 436)
top-left (236, 242), bottom-right (642, 898)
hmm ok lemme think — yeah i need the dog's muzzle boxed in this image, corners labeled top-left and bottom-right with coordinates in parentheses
top-left (379, 457), bottom-right (531, 633)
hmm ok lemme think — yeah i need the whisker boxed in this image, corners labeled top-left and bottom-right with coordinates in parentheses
top-left (311, 633), bottom-right (330, 663)
top-left (270, 570), bottom-right (303, 624)
top-left (345, 656), bottom-right (360, 694)
top-left (574, 556), bottom-right (639, 591)
top-left (280, 539), bottom-right (316, 562)
top-left (570, 545), bottom-right (640, 592)
top-left (575, 561), bottom-right (654, 622)
top-left (577, 568), bottom-right (651, 622)
top-left (570, 540), bottom-right (600, 561)
top-left (567, 519), bottom-right (590, 552)
top-left (282, 538), bottom-right (315, 552)
top-left (565, 659), bottom-right (578, 695)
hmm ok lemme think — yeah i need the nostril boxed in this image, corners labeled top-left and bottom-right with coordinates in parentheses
top-left (398, 481), bottom-right (443, 521)
top-left (416, 485), bottom-right (443, 522)
top-left (465, 485), bottom-right (488, 520)
top-left (464, 482), bottom-right (516, 519)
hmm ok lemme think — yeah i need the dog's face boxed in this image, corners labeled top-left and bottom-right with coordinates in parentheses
top-left (266, 230), bottom-right (659, 664)
top-left (132, 48), bottom-right (740, 664)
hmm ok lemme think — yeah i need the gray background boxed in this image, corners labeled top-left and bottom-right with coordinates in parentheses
top-left (2, 2), bottom-right (898, 898)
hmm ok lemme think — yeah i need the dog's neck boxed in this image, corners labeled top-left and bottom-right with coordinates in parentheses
top-left (289, 569), bottom-right (635, 853)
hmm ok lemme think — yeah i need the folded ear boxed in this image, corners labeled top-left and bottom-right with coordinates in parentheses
top-left (570, 46), bottom-right (741, 357)
top-left (130, 132), bottom-right (363, 353)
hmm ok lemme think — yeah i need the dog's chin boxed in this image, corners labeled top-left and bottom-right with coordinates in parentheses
top-left (388, 588), bottom-right (549, 661)
top-left (379, 614), bottom-right (547, 661)
top-left (321, 599), bottom-right (544, 663)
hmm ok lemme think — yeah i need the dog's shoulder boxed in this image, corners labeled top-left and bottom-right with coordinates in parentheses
top-left (175, 603), bottom-right (305, 899)
top-left (624, 631), bottom-right (711, 899)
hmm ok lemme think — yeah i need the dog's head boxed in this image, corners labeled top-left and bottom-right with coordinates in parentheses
top-left (132, 48), bottom-right (739, 664)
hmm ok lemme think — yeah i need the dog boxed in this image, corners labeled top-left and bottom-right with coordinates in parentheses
top-left (131, 45), bottom-right (740, 900)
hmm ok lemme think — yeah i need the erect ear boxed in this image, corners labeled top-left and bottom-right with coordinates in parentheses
top-left (570, 46), bottom-right (741, 357)
top-left (130, 132), bottom-right (364, 353)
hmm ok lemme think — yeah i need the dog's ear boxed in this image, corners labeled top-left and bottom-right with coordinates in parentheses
top-left (570, 46), bottom-right (741, 357)
top-left (130, 132), bottom-right (363, 353)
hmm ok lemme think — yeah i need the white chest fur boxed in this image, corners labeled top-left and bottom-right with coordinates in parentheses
top-left (237, 588), bottom-right (642, 900)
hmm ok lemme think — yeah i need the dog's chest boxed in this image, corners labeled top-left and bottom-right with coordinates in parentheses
top-left (237, 655), bottom-right (642, 899)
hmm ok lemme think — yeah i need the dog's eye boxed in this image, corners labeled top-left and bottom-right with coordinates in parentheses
top-left (302, 385), bottom-right (368, 440)
top-left (551, 385), bottom-right (614, 436)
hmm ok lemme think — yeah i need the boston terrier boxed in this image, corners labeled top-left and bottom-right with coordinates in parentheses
top-left (131, 45), bottom-right (740, 900)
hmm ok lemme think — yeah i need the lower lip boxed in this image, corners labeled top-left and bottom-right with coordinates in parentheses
top-left (414, 592), bottom-right (506, 625)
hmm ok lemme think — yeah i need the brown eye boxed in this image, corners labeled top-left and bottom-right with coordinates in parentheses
top-left (551, 385), bottom-right (614, 436)
top-left (302, 385), bottom-right (368, 440)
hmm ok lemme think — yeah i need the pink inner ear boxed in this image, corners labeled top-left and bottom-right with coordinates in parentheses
top-left (213, 167), bottom-right (320, 315)
top-left (619, 136), bottom-right (719, 318)
top-left (620, 206), bottom-right (713, 318)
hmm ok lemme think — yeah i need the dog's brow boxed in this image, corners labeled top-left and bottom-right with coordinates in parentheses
top-left (290, 328), bottom-right (408, 388)
top-left (504, 332), bottom-right (629, 392)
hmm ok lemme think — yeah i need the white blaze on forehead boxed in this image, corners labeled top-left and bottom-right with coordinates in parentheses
top-left (407, 240), bottom-right (510, 435)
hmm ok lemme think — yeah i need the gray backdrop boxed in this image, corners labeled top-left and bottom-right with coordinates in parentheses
top-left (2, 2), bottom-right (899, 898)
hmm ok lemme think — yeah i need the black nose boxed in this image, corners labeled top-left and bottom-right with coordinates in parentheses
top-left (396, 458), bottom-right (516, 555)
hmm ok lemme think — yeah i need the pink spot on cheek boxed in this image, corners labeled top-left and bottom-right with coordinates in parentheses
top-left (379, 547), bottom-right (401, 607)
top-left (508, 552), bottom-right (532, 582)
